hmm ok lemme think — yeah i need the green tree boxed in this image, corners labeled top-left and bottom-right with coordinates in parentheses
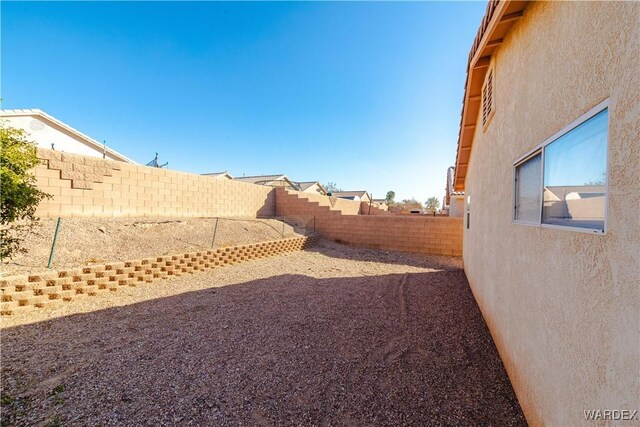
top-left (324, 182), bottom-right (343, 193)
top-left (385, 191), bottom-right (395, 205)
top-left (1, 124), bottom-right (50, 259)
top-left (425, 196), bottom-right (441, 213)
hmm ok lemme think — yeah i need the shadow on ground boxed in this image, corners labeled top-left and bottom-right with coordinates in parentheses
top-left (1, 259), bottom-right (524, 426)
top-left (306, 239), bottom-right (463, 270)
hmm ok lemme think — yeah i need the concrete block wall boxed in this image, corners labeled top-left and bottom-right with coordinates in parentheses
top-left (359, 201), bottom-right (391, 215)
top-left (34, 149), bottom-right (275, 218)
top-left (0, 235), bottom-right (320, 315)
top-left (288, 190), bottom-right (363, 215)
top-left (276, 189), bottom-right (462, 256)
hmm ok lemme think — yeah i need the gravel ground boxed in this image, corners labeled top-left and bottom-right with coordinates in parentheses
top-left (1, 217), bottom-right (306, 276)
top-left (0, 242), bottom-right (526, 426)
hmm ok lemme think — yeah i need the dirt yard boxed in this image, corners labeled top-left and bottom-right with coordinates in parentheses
top-left (1, 217), bottom-right (306, 276)
top-left (0, 242), bottom-right (525, 426)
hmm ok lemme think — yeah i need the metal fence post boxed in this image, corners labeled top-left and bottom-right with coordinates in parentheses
top-left (47, 217), bottom-right (62, 269)
top-left (211, 217), bottom-right (219, 248)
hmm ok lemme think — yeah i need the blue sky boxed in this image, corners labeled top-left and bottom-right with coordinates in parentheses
top-left (1, 1), bottom-right (486, 202)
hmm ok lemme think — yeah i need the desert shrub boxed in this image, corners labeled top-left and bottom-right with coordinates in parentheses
top-left (0, 123), bottom-right (50, 259)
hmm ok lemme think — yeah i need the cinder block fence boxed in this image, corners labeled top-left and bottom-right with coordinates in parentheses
top-left (276, 189), bottom-right (463, 256)
top-left (34, 149), bottom-right (275, 218)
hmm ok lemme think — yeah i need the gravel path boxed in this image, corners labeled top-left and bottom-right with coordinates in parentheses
top-left (1, 242), bottom-right (525, 426)
top-left (1, 217), bottom-right (306, 276)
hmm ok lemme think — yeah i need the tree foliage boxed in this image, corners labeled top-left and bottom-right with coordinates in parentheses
top-left (425, 196), bottom-right (441, 213)
top-left (385, 191), bottom-right (395, 205)
top-left (0, 124), bottom-right (50, 259)
top-left (396, 198), bottom-right (423, 211)
top-left (324, 182), bottom-right (343, 193)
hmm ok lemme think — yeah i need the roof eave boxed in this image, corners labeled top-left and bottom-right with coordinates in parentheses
top-left (0, 109), bottom-right (135, 163)
top-left (453, 1), bottom-right (528, 192)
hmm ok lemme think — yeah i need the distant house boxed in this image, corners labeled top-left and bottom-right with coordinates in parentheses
top-left (444, 166), bottom-right (464, 217)
top-left (234, 174), bottom-right (297, 190)
top-left (202, 171), bottom-right (234, 180)
top-left (0, 109), bottom-right (134, 163)
top-left (295, 181), bottom-right (327, 196)
top-left (330, 191), bottom-right (371, 203)
top-left (371, 198), bottom-right (388, 207)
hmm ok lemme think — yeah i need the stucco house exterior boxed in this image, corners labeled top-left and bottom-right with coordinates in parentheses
top-left (330, 191), bottom-right (371, 203)
top-left (234, 174), bottom-right (297, 190)
top-left (453, 1), bottom-right (639, 425)
top-left (295, 181), bottom-right (327, 195)
top-left (202, 171), bottom-right (234, 179)
top-left (0, 109), bottom-right (134, 163)
top-left (371, 199), bottom-right (389, 209)
top-left (444, 166), bottom-right (465, 217)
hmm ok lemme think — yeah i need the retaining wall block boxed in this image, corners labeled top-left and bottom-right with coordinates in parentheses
top-left (0, 234), bottom-right (319, 315)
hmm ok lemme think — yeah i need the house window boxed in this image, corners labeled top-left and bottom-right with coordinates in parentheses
top-left (513, 101), bottom-right (608, 234)
top-left (482, 68), bottom-right (494, 127)
top-left (514, 152), bottom-right (541, 224)
top-left (542, 109), bottom-right (607, 230)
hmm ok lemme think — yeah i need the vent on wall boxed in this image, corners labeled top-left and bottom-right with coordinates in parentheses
top-left (482, 68), bottom-right (494, 127)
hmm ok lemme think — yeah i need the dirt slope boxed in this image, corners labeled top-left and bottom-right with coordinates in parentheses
top-left (1, 217), bottom-right (305, 276)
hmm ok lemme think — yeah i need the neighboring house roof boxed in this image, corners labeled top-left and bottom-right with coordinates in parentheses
top-left (234, 174), bottom-right (296, 187)
top-left (453, 1), bottom-right (528, 191)
top-left (0, 108), bottom-right (135, 163)
top-left (371, 199), bottom-right (387, 204)
top-left (331, 191), bottom-right (371, 200)
top-left (202, 171), bottom-right (234, 179)
top-left (295, 181), bottom-right (327, 193)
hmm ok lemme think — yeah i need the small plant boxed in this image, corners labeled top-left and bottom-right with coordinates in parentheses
top-left (50, 384), bottom-right (64, 405)
top-left (0, 393), bottom-right (14, 406)
top-left (0, 123), bottom-right (50, 260)
top-left (44, 416), bottom-right (62, 427)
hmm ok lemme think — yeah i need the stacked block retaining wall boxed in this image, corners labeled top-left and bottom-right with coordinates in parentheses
top-left (276, 189), bottom-right (462, 256)
top-left (0, 235), bottom-right (319, 315)
top-left (33, 149), bottom-right (275, 218)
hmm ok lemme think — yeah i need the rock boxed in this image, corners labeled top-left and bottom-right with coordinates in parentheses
top-left (98, 226), bottom-right (107, 233)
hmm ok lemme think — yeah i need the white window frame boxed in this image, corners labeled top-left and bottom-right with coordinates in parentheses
top-left (512, 99), bottom-right (610, 235)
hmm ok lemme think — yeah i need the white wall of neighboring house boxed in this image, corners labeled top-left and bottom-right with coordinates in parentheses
top-left (300, 183), bottom-right (325, 195)
top-left (449, 196), bottom-right (465, 218)
top-left (1, 111), bottom-right (133, 163)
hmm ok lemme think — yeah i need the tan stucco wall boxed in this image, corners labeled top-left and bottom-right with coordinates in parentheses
top-left (462, 2), bottom-right (640, 426)
top-left (449, 196), bottom-right (465, 218)
top-left (4, 115), bottom-right (125, 162)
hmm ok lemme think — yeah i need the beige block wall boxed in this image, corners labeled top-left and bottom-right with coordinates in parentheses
top-left (291, 190), bottom-right (363, 215)
top-left (277, 188), bottom-right (462, 256)
top-left (463, 2), bottom-right (639, 426)
top-left (359, 201), bottom-right (391, 215)
top-left (34, 149), bottom-right (275, 218)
